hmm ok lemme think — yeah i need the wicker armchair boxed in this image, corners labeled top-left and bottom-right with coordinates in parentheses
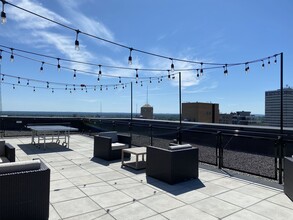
top-left (146, 145), bottom-right (198, 184)
top-left (284, 157), bottom-right (293, 201)
top-left (94, 131), bottom-right (131, 160)
top-left (0, 159), bottom-right (50, 220)
top-left (0, 141), bottom-right (15, 163)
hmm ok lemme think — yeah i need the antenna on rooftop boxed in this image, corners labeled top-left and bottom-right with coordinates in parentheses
top-left (146, 86), bottom-right (149, 104)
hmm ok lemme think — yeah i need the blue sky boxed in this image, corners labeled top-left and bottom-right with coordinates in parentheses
top-left (0, 0), bottom-right (292, 114)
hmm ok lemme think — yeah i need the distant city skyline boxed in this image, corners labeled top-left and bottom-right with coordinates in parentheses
top-left (0, 0), bottom-right (292, 114)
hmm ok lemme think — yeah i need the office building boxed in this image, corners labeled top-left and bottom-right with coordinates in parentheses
top-left (265, 87), bottom-right (293, 127)
top-left (140, 104), bottom-right (153, 119)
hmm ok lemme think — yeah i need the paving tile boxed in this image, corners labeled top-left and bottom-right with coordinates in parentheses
top-left (50, 179), bottom-right (75, 191)
top-left (59, 165), bottom-right (91, 178)
top-left (267, 193), bottom-right (293, 210)
top-left (210, 176), bottom-right (250, 189)
top-left (50, 172), bottom-right (66, 181)
top-left (50, 186), bottom-right (86, 203)
top-left (49, 204), bottom-right (61, 220)
top-left (79, 182), bottom-right (116, 196)
top-left (68, 174), bottom-right (102, 186)
top-left (162, 205), bottom-right (218, 220)
top-left (216, 190), bottom-right (261, 208)
top-left (170, 188), bottom-right (209, 204)
top-left (64, 210), bottom-right (114, 220)
top-left (247, 200), bottom-right (293, 220)
top-left (108, 177), bottom-right (142, 190)
top-left (199, 170), bottom-right (227, 182)
top-left (235, 184), bottom-right (280, 199)
top-left (222, 209), bottom-right (270, 220)
top-left (122, 184), bottom-right (159, 200)
top-left (140, 194), bottom-right (185, 213)
top-left (91, 190), bottom-right (133, 208)
top-left (95, 170), bottom-right (127, 181)
top-left (143, 215), bottom-right (168, 220)
top-left (196, 182), bottom-right (230, 196)
top-left (192, 197), bottom-right (241, 218)
top-left (53, 197), bottom-right (101, 219)
top-left (110, 201), bottom-right (157, 220)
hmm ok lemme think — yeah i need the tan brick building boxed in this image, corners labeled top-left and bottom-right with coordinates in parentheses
top-left (182, 102), bottom-right (219, 123)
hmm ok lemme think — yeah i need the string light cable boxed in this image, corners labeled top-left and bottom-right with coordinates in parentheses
top-left (0, 44), bottom-right (281, 80)
top-left (2, 0), bottom-right (280, 68)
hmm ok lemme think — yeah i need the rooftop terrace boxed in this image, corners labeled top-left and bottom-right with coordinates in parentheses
top-left (1, 134), bottom-right (292, 220)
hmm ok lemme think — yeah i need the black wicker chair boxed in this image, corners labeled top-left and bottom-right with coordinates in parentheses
top-left (94, 131), bottom-right (131, 160)
top-left (0, 159), bottom-right (50, 220)
top-left (284, 157), bottom-right (293, 201)
top-left (0, 141), bottom-right (15, 163)
top-left (146, 145), bottom-right (198, 184)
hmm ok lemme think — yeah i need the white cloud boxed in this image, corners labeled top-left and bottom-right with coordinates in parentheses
top-left (7, 0), bottom-right (71, 29)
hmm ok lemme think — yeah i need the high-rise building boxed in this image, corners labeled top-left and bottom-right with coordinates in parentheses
top-left (182, 102), bottom-right (219, 123)
top-left (265, 87), bottom-right (293, 127)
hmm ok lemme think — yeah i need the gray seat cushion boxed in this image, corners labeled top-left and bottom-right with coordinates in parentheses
top-left (99, 131), bottom-right (118, 143)
top-left (111, 142), bottom-right (127, 150)
top-left (0, 159), bottom-right (41, 174)
top-left (168, 144), bottom-right (192, 150)
top-left (0, 156), bottom-right (10, 163)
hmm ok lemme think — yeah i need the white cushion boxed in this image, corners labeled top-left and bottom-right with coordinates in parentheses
top-left (0, 159), bottom-right (41, 174)
top-left (0, 156), bottom-right (10, 163)
top-left (0, 141), bottom-right (5, 156)
top-left (99, 131), bottom-right (118, 142)
top-left (111, 142), bottom-right (127, 150)
top-left (168, 144), bottom-right (192, 150)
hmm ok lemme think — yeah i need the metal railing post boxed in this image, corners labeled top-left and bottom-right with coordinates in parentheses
top-left (278, 136), bottom-right (284, 184)
top-left (217, 131), bottom-right (223, 169)
top-left (149, 124), bottom-right (153, 146)
top-left (128, 122), bottom-right (132, 147)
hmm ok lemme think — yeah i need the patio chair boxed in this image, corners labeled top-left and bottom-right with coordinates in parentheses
top-left (146, 144), bottom-right (198, 184)
top-left (94, 131), bottom-right (131, 160)
top-left (0, 159), bottom-right (50, 220)
top-left (284, 156), bottom-right (293, 201)
top-left (0, 141), bottom-right (15, 163)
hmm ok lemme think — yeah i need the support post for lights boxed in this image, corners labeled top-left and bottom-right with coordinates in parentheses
top-left (130, 82), bottom-right (133, 146)
top-left (178, 72), bottom-right (182, 144)
top-left (279, 52), bottom-right (284, 184)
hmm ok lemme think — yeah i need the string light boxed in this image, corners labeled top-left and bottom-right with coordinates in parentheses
top-left (268, 57), bottom-right (270, 66)
top-left (149, 77), bottom-right (152, 83)
top-left (13, 84), bottom-right (15, 89)
top-left (17, 77), bottom-right (20, 84)
top-left (97, 76), bottom-right (100, 82)
top-left (57, 58), bottom-right (61, 71)
top-left (119, 77), bottom-right (121, 84)
top-left (73, 69), bottom-right (76, 79)
top-left (100, 85), bottom-right (102, 91)
top-left (196, 69), bottom-right (199, 78)
top-left (47, 82), bottom-right (49, 88)
top-left (274, 55), bottom-right (277, 64)
top-left (170, 58), bottom-right (174, 72)
top-left (140, 81), bottom-right (143, 87)
top-left (75, 29), bottom-right (80, 51)
top-left (224, 64), bottom-right (228, 75)
top-left (98, 65), bottom-right (102, 76)
top-left (245, 63), bottom-right (250, 73)
top-left (52, 88), bottom-right (54, 93)
top-left (10, 48), bottom-right (14, 62)
top-left (27, 80), bottom-right (29, 85)
top-left (168, 70), bottom-right (171, 79)
top-left (261, 60), bottom-right (265, 69)
top-left (135, 69), bottom-right (138, 83)
top-left (1, 74), bottom-right (4, 81)
top-left (33, 87), bottom-right (35, 92)
top-left (200, 63), bottom-right (203, 76)
top-left (40, 61), bottom-right (44, 72)
top-left (0, 49), bottom-right (2, 61)
top-left (128, 48), bottom-right (133, 65)
top-left (1, 0), bottom-right (6, 24)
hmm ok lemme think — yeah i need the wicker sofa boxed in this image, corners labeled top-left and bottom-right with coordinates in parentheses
top-left (0, 141), bottom-right (15, 163)
top-left (94, 131), bottom-right (131, 160)
top-left (146, 144), bottom-right (199, 184)
top-left (0, 159), bottom-right (50, 220)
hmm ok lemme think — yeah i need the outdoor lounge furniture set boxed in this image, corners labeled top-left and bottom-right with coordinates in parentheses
top-left (284, 157), bottom-right (293, 201)
top-left (94, 131), bottom-right (199, 184)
